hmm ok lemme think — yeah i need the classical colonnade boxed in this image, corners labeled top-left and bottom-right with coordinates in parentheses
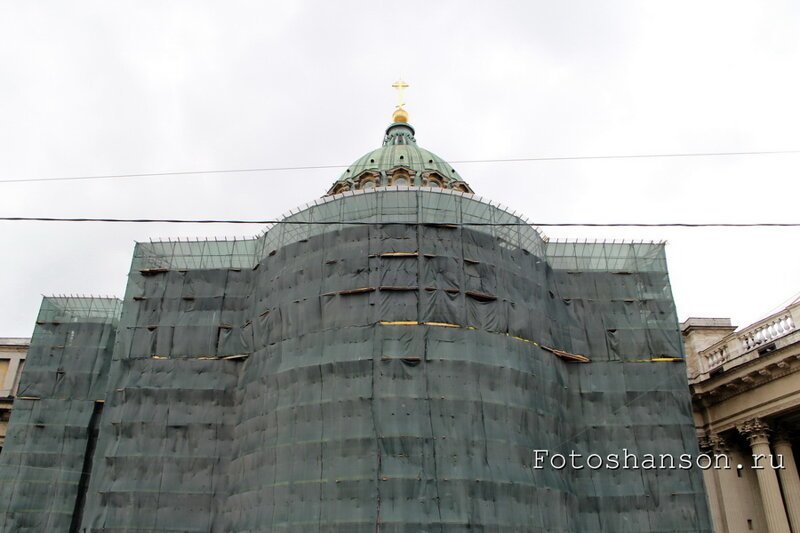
top-left (702, 418), bottom-right (800, 533)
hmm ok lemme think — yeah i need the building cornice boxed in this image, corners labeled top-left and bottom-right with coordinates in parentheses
top-left (692, 345), bottom-right (800, 406)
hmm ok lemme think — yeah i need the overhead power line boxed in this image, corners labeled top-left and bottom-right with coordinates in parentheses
top-left (1, 149), bottom-right (798, 184)
top-left (1, 217), bottom-right (799, 228)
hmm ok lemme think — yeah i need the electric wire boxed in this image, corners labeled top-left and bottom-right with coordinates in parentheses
top-left (1, 217), bottom-right (799, 227)
top-left (1, 149), bottom-right (798, 184)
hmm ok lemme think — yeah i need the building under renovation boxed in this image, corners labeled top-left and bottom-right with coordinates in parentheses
top-left (0, 104), bottom-right (712, 531)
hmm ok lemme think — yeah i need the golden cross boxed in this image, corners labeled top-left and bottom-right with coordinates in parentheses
top-left (391, 79), bottom-right (409, 108)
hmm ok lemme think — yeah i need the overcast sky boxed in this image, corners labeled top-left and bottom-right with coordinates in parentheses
top-left (1, 1), bottom-right (799, 338)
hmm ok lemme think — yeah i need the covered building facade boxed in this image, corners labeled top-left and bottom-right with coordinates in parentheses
top-left (0, 108), bottom-right (711, 531)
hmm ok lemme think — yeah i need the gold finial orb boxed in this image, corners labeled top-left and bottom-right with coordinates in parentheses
top-left (392, 107), bottom-right (409, 123)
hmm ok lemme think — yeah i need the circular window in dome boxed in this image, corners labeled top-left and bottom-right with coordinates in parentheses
top-left (394, 177), bottom-right (408, 186)
top-left (361, 180), bottom-right (375, 190)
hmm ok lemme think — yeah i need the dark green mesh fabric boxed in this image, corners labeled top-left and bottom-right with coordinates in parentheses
top-left (0, 190), bottom-right (711, 532)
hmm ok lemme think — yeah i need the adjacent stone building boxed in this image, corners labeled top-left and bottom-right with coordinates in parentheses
top-left (0, 338), bottom-right (29, 452)
top-left (684, 297), bottom-right (800, 533)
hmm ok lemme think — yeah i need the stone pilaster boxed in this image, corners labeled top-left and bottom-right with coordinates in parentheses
top-left (773, 432), bottom-right (800, 533)
top-left (738, 419), bottom-right (791, 533)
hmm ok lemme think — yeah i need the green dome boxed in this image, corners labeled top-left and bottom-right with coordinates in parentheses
top-left (326, 122), bottom-right (473, 195)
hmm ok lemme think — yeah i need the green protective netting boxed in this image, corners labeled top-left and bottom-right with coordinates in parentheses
top-left (133, 189), bottom-right (546, 272)
top-left (0, 297), bottom-right (120, 531)
top-left (0, 190), bottom-right (711, 532)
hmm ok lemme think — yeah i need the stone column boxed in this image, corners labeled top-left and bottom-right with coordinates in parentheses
top-left (738, 419), bottom-right (791, 533)
top-left (699, 433), bottom-right (730, 532)
top-left (773, 433), bottom-right (800, 533)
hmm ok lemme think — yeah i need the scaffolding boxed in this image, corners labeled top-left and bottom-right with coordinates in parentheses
top-left (0, 189), bottom-right (710, 532)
